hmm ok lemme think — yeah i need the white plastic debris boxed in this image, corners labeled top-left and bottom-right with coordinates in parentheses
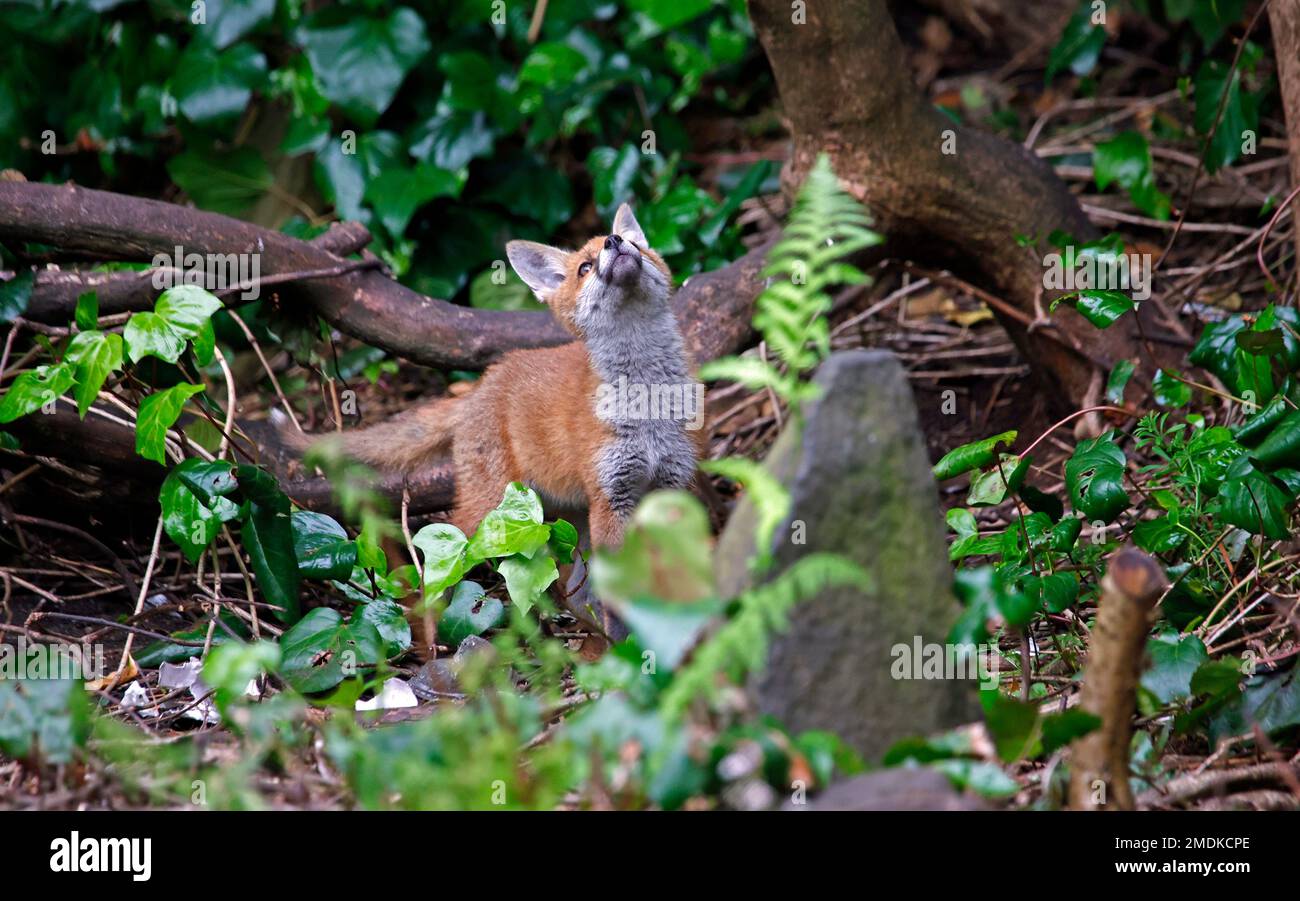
top-left (355, 678), bottom-right (419, 711)
top-left (157, 657), bottom-right (203, 690)
top-left (182, 683), bottom-right (221, 725)
top-left (119, 680), bottom-right (156, 717)
top-left (156, 657), bottom-right (220, 724)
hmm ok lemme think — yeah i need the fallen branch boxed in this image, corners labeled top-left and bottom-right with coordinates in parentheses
top-left (0, 182), bottom-right (766, 370)
top-left (1140, 761), bottom-right (1300, 809)
top-left (20, 220), bottom-right (373, 321)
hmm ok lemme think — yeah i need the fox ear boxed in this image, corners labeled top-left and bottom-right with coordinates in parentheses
top-left (506, 240), bottom-right (569, 303)
top-left (612, 203), bottom-right (647, 247)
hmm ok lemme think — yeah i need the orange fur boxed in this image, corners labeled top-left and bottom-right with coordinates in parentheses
top-left (294, 207), bottom-right (702, 549)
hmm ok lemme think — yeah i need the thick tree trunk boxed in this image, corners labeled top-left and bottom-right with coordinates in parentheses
top-left (1271, 0), bottom-right (1300, 268)
top-left (749, 0), bottom-right (1146, 408)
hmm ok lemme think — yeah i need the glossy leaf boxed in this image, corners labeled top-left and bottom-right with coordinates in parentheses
top-left (1065, 432), bottom-right (1129, 521)
top-left (0, 363), bottom-right (75, 423)
top-left (135, 382), bottom-right (205, 465)
top-left (242, 498), bottom-right (301, 623)
top-left (438, 580), bottom-right (505, 646)
top-left (291, 510), bottom-right (358, 581)
top-left (932, 430), bottom-right (1017, 481)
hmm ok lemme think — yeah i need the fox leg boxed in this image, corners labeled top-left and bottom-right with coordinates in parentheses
top-left (587, 493), bottom-right (626, 549)
top-left (450, 486), bottom-right (503, 538)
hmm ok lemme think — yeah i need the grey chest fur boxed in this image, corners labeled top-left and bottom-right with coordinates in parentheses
top-left (582, 303), bottom-right (700, 517)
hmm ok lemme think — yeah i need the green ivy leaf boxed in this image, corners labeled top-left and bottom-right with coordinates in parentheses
top-left (124, 312), bottom-right (186, 364)
top-left (1040, 708), bottom-right (1101, 754)
top-left (1193, 57), bottom-right (1260, 173)
top-left (588, 144), bottom-right (642, 218)
top-left (1142, 630), bottom-right (1209, 704)
top-left (1074, 290), bottom-right (1135, 329)
top-left (363, 164), bottom-right (464, 237)
top-left (1167, 0), bottom-right (1245, 49)
top-left (207, 0), bottom-right (277, 49)
top-left (243, 496), bottom-right (301, 623)
top-left (1045, 3), bottom-right (1106, 83)
top-left (411, 522), bottom-right (469, 599)
top-left (135, 382), bottom-right (205, 464)
top-left (627, 0), bottom-right (712, 32)
top-left (1235, 394), bottom-right (1290, 447)
top-left (1188, 317), bottom-right (1247, 391)
top-left (498, 551), bottom-right (558, 617)
top-left (160, 459), bottom-right (241, 563)
top-left (1252, 410), bottom-right (1300, 469)
top-left (980, 690), bottom-right (1041, 762)
top-left (1093, 131), bottom-right (1170, 220)
top-left (1105, 359), bottom-right (1135, 404)
top-left (73, 291), bottom-right (98, 332)
top-left (0, 362), bottom-right (75, 423)
top-left (1031, 570), bottom-right (1080, 614)
top-left (291, 510), bottom-right (358, 581)
top-left (409, 108), bottom-right (497, 171)
top-left (477, 152), bottom-right (574, 234)
top-left (946, 508), bottom-right (1001, 561)
top-left (177, 459), bottom-right (239, 505)
top-left (299, 7), bottom-right (431, 127)
top-left (1215, 462), bottom-right (1291, 539)
top-left (124, 285), bottom-right (222, 364)
top-left (438, 580), bottom-right (505, 646)
top-left (1132, 512), bottom-right (1187, 554)
top-left (0, 677), bottom-right (89, 765)
top-left (932, 430), bottom-right (1017, 481)
top-left (932, 759), bottom-right (1020, 798)
top-left (1208, 667), bottom-right (1300, 742)
top-left (157, 284), bottom-right (224, 332)
top-left (466, 482), bottom-right (550, 562)
top-left (279, 608), bottom-right (385, 693)
top-left (355, 598), bottom-right (411, 658)
top-left (1152, 368), bottom-right (1192, 407)
top-left (1050, 516), bottom-right (1084, 551)
top-left (518, 41), bottom-right (588, 85)
top-left (1065, 432), bottom-right (1129, 521)
top-left (170, 42), bottom-right (267, 125)
top-left (63, 330), bottom-right (123, 418)
top-left (548, 518), bottom-right (579, 563)
top-left (967, 453), bottom-right (1028, 507)
top-left (0, 270), bottom-right (33, 324)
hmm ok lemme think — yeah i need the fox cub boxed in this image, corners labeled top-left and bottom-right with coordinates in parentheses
top-left (293, 204), bottom-right (704, 548)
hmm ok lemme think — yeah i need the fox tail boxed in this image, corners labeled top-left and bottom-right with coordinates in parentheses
top-left (272, 397), bottom-right (458, 472)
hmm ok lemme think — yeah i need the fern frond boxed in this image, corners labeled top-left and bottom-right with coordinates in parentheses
top-left (706, 154), bottom-right (880, 409)
top-left (699, 457), bottom-right (791, 562)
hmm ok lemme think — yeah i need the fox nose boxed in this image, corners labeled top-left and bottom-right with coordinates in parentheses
top-left (604, 234), bottom-right (623, 250)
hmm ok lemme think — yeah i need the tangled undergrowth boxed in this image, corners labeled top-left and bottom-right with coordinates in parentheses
top-left (3, 1), bottom-right (1300, 811)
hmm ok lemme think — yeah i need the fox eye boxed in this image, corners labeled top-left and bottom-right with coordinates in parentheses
top-left (577, 261), bottom-right (593, 277)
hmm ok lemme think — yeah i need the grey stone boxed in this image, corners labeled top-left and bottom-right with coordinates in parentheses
top-left (715, 349), bottom-right (977, 761)
top-left (782, 768), bottom-right (991, 811)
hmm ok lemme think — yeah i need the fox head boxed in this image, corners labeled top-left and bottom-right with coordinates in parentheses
top-left (506, 204), bottom-right (672, 338)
